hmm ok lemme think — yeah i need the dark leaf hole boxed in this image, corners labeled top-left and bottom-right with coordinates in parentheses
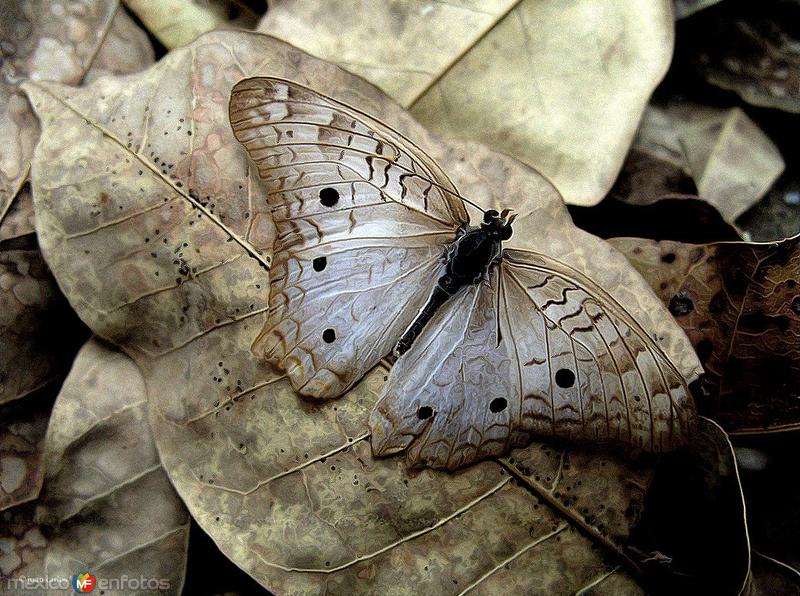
top-left (417, 406), bottom-right (433, 420)
top-left (319, 187), bottom-right (339, 207)
top-left (489, 397), bottom-right (508, 413)
top-left (322, 328), bottom-right (336, 343)
top-left (313, 256), bottom-right (327, 272)
top-left (555, 368), bottom-right (575, 388)
top-left (669, 294), bottom-right (694, 316)
top-left (661, 252), bottom-right (676, 264)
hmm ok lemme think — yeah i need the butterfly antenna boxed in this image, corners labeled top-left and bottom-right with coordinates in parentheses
top-left (457, 194), bottom-right (488, 215)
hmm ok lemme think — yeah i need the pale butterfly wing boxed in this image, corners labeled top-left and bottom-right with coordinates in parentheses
top-left (370, 248), bottom-right (695, 470)
top-left (229, 77), bottom-right (467, 398)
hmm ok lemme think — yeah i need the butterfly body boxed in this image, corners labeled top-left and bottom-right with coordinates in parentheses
top-left (230, 77), bottom-right (697, 471)
top-left (396, 210), bottom-right (514, 356)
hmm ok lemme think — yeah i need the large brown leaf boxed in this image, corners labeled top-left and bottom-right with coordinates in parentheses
top-left (23, 31), bottom-right (749, 594)
top-left (0, 0), bottom-right (154, 229)
top-left (610, 235), bottom-right (800, 435)
top-left (258, 0), bottom-right (675, 206)
top-left (0, 339), bottom-right (190, 593)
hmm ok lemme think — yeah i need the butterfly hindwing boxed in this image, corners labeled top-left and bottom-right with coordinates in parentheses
top-left (370, 248), bottom-right (695, 470)
top-left (229, 77), bottom-right (468, 398)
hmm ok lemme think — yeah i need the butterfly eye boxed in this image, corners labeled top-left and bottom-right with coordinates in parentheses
top-left (322, 328), bottom-right (336, 343)
top-left (489, 397), bottom-right (507, 413)
top-left (555, 368), bottom-right (575, 388)
top-left (499, 226), bottom-right (513, 240)
top-left (417, 406), bottom-right (433, 420)
top-left (483, 209), bottom-right (499, 223)
top-left (319, 187), bottom-right (339, 207)
top-left (313, 256), bottom-right (327, 272)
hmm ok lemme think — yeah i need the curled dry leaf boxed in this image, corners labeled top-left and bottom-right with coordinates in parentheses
top-left (0, 250), bottom-right (85, 404)
top-left (0, 390), bottom-right (53, 511)
top-left (258, 0), bottom-right (675, 206)
top-left (22, 30), bottom-right (733, 594)
top-left (123, 0), bottom-right (259, 49)
top-left (0, 0), bottom-right (154, 229)
top-left (681, 0), bottom-right (800, 113)
top-left (623, 104), bottom-right (784, 222)
top-left (610, 235), bottom-right (800, 435)
top-left (612, 106), bottom-right (697, 206)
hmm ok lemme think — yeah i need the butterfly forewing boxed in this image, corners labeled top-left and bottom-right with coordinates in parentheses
top-left (370, 248), bottom-right (695, 470)
top-left (229, 77), bottom-right (467, 398)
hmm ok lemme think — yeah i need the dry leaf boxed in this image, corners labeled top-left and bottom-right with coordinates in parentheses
top-left (21, 30), bottom-right (743, 593)
top-left (623, 103), bottom-right (784, 222)
top-left (0, 390), bottom-right (53, 511)
top-left (0, 339), bottom-right (190, 592)
top-left (670, 104), bottom-right (784, 221)
top-left (682, 0), bottom-right (800, 113)
top-left (0, 0), bottom-right (154, 232)
top-left (613, 106), bottom-right (697, 206)
top-left (609, 235), bottom-right (800, 435)
top-left (0, 250), bottom-right (86, 404)
top-left (258, 0), bottom-right (675, 206)
top-left (123, 0), bottom-right (258, 48)
top-left (37, 339), bottom-right (191, 589)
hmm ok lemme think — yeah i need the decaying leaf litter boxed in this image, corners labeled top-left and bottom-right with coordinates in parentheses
top-left (2, 1), bottom-right (800, 594)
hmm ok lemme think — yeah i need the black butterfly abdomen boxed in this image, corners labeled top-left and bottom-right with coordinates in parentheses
top-left (395, 227), bottom-right (502, 356)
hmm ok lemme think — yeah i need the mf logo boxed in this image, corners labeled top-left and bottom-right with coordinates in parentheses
top-left (71, 572), bottom-right (96, 593)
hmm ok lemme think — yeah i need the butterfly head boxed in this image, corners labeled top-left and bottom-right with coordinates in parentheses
top-left (482, 208), bottom-right (516, 241)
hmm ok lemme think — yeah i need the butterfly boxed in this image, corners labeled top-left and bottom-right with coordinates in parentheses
top-left (229, 77), bottom-right (697, 471)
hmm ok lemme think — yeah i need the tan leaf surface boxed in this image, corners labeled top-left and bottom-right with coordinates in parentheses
top-left (0, 0), bottom-right (154, 232)
top-left (0, 250), bottom-right (85, 404)
top-left (0, 390), bottom-right (52, 511)
top-left (610, 235), bottom-right (800, 435)
top-left (123, 0), bottom-right (258, 49)
top-left (258, 0), bottom-right (675, 206)
top-left (0, 338), bottom-right (190, 594)
top-left (25, 31), bottom-right (727, 594)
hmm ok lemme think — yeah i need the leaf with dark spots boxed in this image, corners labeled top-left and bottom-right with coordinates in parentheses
top-left (21, 30), bottom-right (742, 594)
top-left (611, 235), bottom-right (800, 435)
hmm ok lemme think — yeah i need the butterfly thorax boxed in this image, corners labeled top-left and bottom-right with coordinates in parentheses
top-left (395, 210), bottom-right (513, 356)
